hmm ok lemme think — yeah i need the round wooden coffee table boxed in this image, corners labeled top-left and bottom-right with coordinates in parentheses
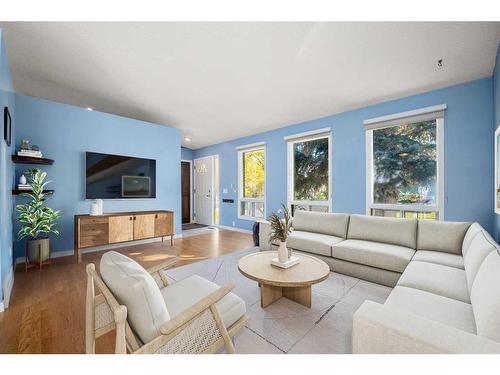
top-left (238, 251), bottom-right (330, 308)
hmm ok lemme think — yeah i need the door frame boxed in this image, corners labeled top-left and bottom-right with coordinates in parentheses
top-left (181, 159), bottom-right (193, 224)
top-left (193, 154), bottom-right (219, 226)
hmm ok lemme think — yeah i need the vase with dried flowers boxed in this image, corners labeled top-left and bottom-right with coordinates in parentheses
top-left (269, 204), bottom-right (292, 263)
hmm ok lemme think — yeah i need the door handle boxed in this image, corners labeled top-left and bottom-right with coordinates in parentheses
top-left (129, 217), bottom-right (133, 221)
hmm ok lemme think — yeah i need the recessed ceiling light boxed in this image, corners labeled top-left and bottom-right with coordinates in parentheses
top-left (184, 136), bottom-right (192, 142)
top-left (86, 107), bottom-right (93, 111)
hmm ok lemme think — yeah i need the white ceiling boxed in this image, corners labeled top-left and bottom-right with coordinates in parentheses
top-left (1, 22), bottom-right (499, 149)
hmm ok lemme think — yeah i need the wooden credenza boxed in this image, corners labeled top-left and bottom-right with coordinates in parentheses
top-left (74, 210), bottom-right (174, 263)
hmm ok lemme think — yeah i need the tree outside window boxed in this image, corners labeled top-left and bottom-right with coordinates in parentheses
top-left (372, 120), bottom-right (437, 206)
top-left (293, 137), bottom-right (329, 201)
top-left (239, 146), bottom-right (265, 219)
top-left (243, 149), bottom-right (265, 198)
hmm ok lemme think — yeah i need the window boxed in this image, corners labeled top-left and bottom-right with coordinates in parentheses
top-left (286, 129), bottom-right (331, 215)
top-left (365, 105), bottom-right (445, 219)
top-left (237, 144), bottom-right (265, 220)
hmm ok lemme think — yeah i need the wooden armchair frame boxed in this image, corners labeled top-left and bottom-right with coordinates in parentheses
top-left (85, 257), bottom-right (249, 354)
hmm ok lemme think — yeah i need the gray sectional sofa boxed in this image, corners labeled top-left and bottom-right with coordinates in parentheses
top-left (259, 211), bottom-right (500, 353)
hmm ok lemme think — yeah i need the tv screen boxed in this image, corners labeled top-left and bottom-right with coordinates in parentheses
top-left (85, 152), bottom-right (156, 199)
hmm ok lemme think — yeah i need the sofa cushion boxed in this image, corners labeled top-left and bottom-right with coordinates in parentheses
top-left (332, 239), bottom-right (415, 273)
top-left (161, 275), bottom-right (246, 329)
top-left (464, 229), bottom-right (497, 291)
top-left (292, 211), bottom-right (350, 238)
top-left (462, 223), bottom-right (484, 256)
top-left (417, 220), bottom-right (471, 255)
top-left (385, 286), bottom-right (476, 334)
top-left (470, 251), bottom-right (500, 342)
top-left (347, 214), bottom-right (417, 249)
top-left (100, 251), bottom-right (170, 343)
top-left (397, 261), bottom-right (470, 303)
top-left (412, 250), bottom-right (464, 269)
top-left (286, 230), bottom-right (342, 257)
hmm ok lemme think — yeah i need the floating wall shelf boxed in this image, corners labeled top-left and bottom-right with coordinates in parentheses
top-left (11, 155), bottom-right (54, 165)
top-left (12, 189), bottom-right (55, 195)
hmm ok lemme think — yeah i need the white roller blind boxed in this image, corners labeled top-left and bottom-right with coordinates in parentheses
top-left (284, 127), bottom-right (331, 142)
top-left (364, 104), bottom-right (446, 131)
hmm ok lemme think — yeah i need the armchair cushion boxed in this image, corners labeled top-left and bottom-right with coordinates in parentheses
top-left (100, 251), bottom-right (170, 343)
top-left (161, 275), bottom-right (246, 329)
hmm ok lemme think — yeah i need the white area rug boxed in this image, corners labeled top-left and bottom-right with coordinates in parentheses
top-left (166, 247), bottom-right (392, 354)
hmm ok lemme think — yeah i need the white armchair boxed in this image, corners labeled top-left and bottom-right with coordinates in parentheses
top-left (85, 251), bottom-right (249, 354)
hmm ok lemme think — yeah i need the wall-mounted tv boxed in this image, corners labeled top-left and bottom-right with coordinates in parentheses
top-left (85, 152), bottom-right (156, 199)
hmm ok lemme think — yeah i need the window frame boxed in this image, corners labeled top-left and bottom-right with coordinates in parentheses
top-left (237, 143), bottom-right (266, 221)
top-left (286, 129), bottom-right (332, 212)
top-left (365, 108), bottom-right (445, 219)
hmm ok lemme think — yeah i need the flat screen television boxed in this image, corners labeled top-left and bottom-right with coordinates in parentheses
top-left (85, 152), bottom-right (156, 199)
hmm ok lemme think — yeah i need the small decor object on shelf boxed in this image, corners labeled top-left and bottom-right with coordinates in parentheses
top-left (19, 174), bottom-right (27, 185)
top-left (3, 107), bottom-right (11, 146)
top-left (89, 199), bottom-right (104, 216)
top-left (269, 204), bottom-right (295, 267)
top-left (17, 139), bottom-right (44, 158)
top-left (15, 168), bottom-right (61, 270)
top-left (17, 148), bottom-right (43, 158)
top-left (20, 139), bottom-right (30, 150)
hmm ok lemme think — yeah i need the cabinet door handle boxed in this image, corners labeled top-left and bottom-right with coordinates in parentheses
top-left (155, 214), bottom-right (158, 219)
top-left (133, 216), bottom-right (136, 221)
top-left (129, 217), bottom-right (133, 221)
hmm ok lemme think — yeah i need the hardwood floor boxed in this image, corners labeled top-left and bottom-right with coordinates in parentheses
top-left (0, 229), bottom-right (254, 354)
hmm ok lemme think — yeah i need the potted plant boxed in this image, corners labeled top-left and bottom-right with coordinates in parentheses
top-left (269, 204), bottom-right (292, 263)
top-left (16, 168), bottom-right (61, 263)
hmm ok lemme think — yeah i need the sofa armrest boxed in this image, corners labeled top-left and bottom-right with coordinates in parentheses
top-left (353, 301), bottom-right (500, 354)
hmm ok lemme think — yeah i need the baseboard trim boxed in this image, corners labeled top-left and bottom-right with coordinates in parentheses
top-left (0, 301), bottom-right (4, 313)
top-left (215, 225), bottom-right (252, 234)
top-left (2, 266), bottom-right (14, 309)
top-left (15, 234), bottom-right (183, 264)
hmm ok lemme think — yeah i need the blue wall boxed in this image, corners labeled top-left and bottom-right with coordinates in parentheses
top-left (181, 147), bottom-right (193, 161)
top-left (493, 43), bottom-right (500, 241)
top-left (0, 30), bottom-right (15, 302)
top-left (14, 94), bottom-right (182, 258)
top-left (194, 78), bottom-right (495, 234)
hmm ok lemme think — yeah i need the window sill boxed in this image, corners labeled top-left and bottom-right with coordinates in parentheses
top-left (369, 204), bottom-right (438, 212)
top-left (237, 215), bottom-right (264, 221)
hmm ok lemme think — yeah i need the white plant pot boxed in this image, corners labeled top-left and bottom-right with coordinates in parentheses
top-left (278, 241), bottom-right (288, 263)
top-left (27, 237), bottom-right (50, 263)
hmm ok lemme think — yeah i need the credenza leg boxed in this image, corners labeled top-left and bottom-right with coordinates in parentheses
top-left (76, 248), bottom-right (81, 264)
top-left (170, 234), bottom-right (173, 246)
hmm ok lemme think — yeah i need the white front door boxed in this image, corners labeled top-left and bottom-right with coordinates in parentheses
top-left (194, 156), bottom-right (213, 225)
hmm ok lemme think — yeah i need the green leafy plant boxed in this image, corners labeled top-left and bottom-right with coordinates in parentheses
top-left (16, 168), bottom-right (61, 240)
top-left (269, 204), bottom-right (292, 243)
